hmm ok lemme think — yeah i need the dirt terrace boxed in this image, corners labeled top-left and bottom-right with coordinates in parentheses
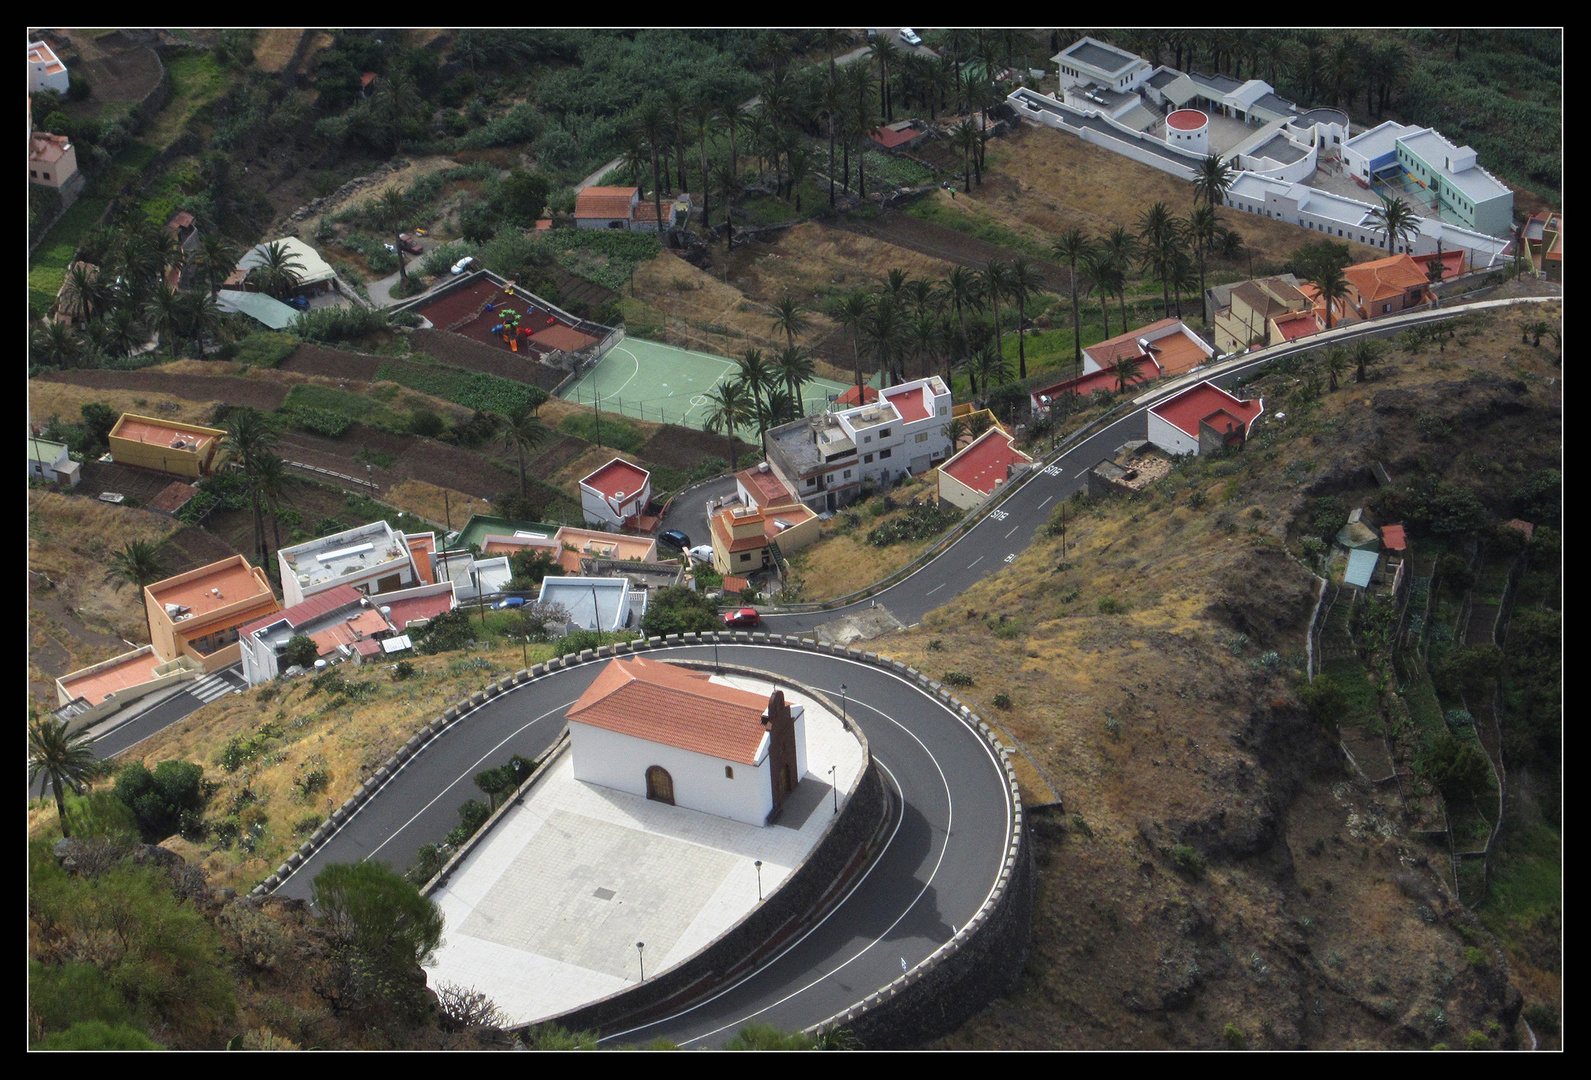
top-left (408, 329), bottom-right (569, 393)
top-left (34, 369), bottom-right (290, 412)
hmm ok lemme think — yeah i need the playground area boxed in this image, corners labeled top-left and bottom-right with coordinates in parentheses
top-left (408, 276), bottom-right (603, 358)
top-left (558, 337), bottom-right (856, 437)
top-left (1369, 165), bottom-right (1441, 218)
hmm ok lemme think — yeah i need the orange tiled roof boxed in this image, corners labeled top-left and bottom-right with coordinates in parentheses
top-left (711, 510), bottom-right (769, 554)
top-left (1343, 254), bottom-right (1429, 303)
top-left (574, 186), bottom-right (639, 220)
top-left (567, 656), bottom-right (774, 764)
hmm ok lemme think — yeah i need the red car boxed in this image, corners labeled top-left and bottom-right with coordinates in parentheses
top-left (397, 233), bottom-right (424, 255)
top-left (724, 607), bottom-right (761, 628)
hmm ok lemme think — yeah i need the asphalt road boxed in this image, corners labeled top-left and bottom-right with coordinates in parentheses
top-left (273, 643), bottom-right (1015, 1048)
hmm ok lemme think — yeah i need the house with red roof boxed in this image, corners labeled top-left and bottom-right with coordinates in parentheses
top-left (566, 656), bottom-right (807, 826)
top-left (937, 427), bottom-right (1035, 510)
top-left (869, 120), bottom-right (930, 152)
top-left (579, 457), bottom-right (652, 530)
top-left (1146, 381), bottom-right (1264, 456)
top-left (1030, 353), bottom-right (1163, 412)
top-left (1082, 318), bottom-right (1214, 377)
top-left (1409, 248), bottom-right (1466, 284)
top-left (575, 186), bottom-right (640, 229)
top-left (1343, 253), bottom-right (1431, 318)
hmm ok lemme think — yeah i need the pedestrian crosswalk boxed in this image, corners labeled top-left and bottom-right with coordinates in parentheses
top-left (188, 670), bottom-right (242, 703)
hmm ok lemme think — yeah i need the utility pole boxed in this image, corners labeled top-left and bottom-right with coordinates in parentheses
top-left (595, 389), bottom-right (603, 449)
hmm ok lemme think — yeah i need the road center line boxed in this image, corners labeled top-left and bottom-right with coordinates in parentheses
top-left (967, 556), bottom-right (983, 568)
top-left (1004, 525), bottom-right (1018, 538)
top-left (1036, 495), bottom-right (1054, 509)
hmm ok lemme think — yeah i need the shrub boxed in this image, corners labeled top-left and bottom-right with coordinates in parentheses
top-left (282, 633), bottom-right (319, 670)
top-left (233, 332), bottom-right (299, 368)
top-left (392, 660), bottom-right (416, 681)
top-left (1097, 597), bottom-right (1125, 614)
top-left (113, 760), bottom-right (208, 843)
top-left (294, 813), bottom-right (323, 835)
top-left (1172, 843), bottom-right (1205, 878)
top-left (992, 692), bottom-right (1012, 709)
top-left (942, 671), bottom-right (974, 687)
top-left (1223, 1023), bottom-right (1246, 1050)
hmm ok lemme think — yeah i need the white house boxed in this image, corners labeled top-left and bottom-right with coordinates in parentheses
top-left (578, 457), bottom-right (651, 530)
top-left (27, 436), bottom-right (79, 487)
top-left (565, 656), bottom-right (807, 827)
top-left (277, 521), bottom-right (436, 608)
top-left (937, 427), bottom-right (1033, 511)
top-left (536, 576), bottom-right (646, 633)
top-left (1147, 381), bottom-right (1265, 456)
top-left (764, 375), bottom-right (954, 512)
top-left (28, 40), bottom-right (69, 95)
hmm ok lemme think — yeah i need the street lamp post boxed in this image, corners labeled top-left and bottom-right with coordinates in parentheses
top-left (636, 941), bottom-right (645, 980)
top-left (840, 684), bottom-right (847, 724)
top-left (830, 764), bottom-right (838, 813)
top-left (755, 859), bottom-right (763, 901)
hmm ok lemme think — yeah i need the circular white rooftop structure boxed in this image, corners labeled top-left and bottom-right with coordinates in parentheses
top-left (1166, 109), bottom-right (1209, 154)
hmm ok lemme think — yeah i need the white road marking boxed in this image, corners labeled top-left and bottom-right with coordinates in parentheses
top-left (1037, 495), bottom-right (1054, 509)
top-left (967, 556), bottom-right (983, 568)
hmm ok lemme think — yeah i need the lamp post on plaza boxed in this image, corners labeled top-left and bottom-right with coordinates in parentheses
top-left (755, 859), bottom-right (763, 901)
top-left (636, 941), bottom-right (645, 981)
top-left (830, 765), bottom-right (838, 813)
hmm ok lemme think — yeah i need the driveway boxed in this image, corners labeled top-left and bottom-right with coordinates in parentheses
top-left (656, 474), bottom-right (741, 556)
top-left (367, 241), bottom-right (433, 308)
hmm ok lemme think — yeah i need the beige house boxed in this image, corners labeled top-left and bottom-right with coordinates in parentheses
top-left (145, 555), bottom-right (281, 674)
top-left (1211, 276), bottom-right (1313, 353)
top-left (108, 414), bottom-right (227, 479)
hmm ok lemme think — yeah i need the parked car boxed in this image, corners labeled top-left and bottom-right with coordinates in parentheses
top-left (397, 233), bottom-right (424, 255)
top-left (285, 295), bottom-right (309, 311)
top-left (657, 529), bottom-right (691, 551)
top-left (494, 596), bottom-right (526, 609)
top-left (383, 243), bottom-right (398, 254)
top-left (450, 256), bottom-right (477, 275)
top-left (686, 544), bottom-right (714, 563)
top-left (724, 607), bottom-right (761, 628)
top-left (900, 28), bottom-right (922, 46)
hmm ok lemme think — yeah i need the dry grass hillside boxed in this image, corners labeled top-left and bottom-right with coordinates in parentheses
top-left (871, 302), bottom-right (1558, 1049)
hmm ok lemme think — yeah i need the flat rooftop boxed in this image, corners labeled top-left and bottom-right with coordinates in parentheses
top-left (1247, 133), bottom-right (1307, 166)
top-left (426, 673), bottom-right (867, 1026)
top-left (279, 521), bottom-right (409, 589)
top-left (149, 559), bottom-right (272, 619)
top-left (110, 416), bottom-right (222, 453)
top-left (1063, 39), bottom-right (1140, 75)
top-left (59, 651), bottom-right (165, 705)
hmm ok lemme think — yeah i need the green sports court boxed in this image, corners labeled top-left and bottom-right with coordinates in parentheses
top-left (557, 336), bottom-right (856, 438)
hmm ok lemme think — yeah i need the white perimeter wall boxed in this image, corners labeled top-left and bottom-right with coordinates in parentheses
top-left (569, 721), bottom-right (774, 827)
top-left (1147, 412), bottom-right (1199, 456)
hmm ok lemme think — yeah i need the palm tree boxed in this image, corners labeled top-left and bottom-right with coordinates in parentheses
top-left (1110, 355), bottom-right (1146, 394)
top-left (222, 408), bottom-right (280, 565)
top-left (774, 345), bottom-right (816, 414)
top-left (1321, 345), bottom-right (1350, 392)
top-left (769, 295), bottom-right (810, 352)
top-left (104, 538), bottom-right (169, 644)
top-left (638, 101), bottom-right (668, 244)
top-left (1193, 154), bottom-right (1235, 212)
top-left (1351, 338), bottom-right (1383, 383)
top-left (28, 715), bottom-right (104, 838)
top-left (371, 68), bottom-right (422, 154)
top-left (372, 188), bottom-right (413, 282)
top-left (1368, 194), bottom-right (1420, 255)
top-left (1137, 202), bottom-right (1181, 319)
top-left (30, 321), bottom-right (79, 368)
top-left (1186, 206), bottom-right (1221, 305)
top-left (953, 118), bottom-right (981, 189)
top-left (499, 401), bottom-right (549, 498)
top-left (867, 35), bottom-right (899, 122)
top-left (703, 380), bottom-right (752, 473)
top-left (193, 234), bottom-right (236, 299)
top-left (968, 341), bottom-right (1011, 399)
top-left (144, 284), bottom-right (185, 360)
top-left (1100, 226), bottom-right (1139, 332)
top-left (1312, 260), bottom-right (1353, 330)
top-left (59, 261), bottom-right (105, 324)
top-left (249, 241), bottom-right (306, 301)
top-left (734, 349), bottom-right (777, 438)
top-left (1051, 229), bottom-right (1095, 370)
top-left (183, 290), bottom-right (223, 357)
top-left (862, 300), bottom-right (905, 388)
top-left (1007, 258), bottom-right (1043, 380)
top-left (983, 260), bottom-right (1010, 364)
top-left (1084, 248), bottom-right (1120, 340)
top-left (943, 265), bottom-right (983, 364)
top-left (833, 290), bottom-right (874, 392)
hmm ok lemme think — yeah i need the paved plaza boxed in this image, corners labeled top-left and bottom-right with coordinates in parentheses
top-left (425, 673), bottom-right (868, 1026)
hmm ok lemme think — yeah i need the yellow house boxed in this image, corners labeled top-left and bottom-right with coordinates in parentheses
top-left (109, 414), bottom-right (227, 479)
top-left (145, 555), bottom-right (280, 673)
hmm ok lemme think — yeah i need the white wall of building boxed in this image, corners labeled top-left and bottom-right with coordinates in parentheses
top-left (569, 721), bottom-right (776, 827)
top-left (1147, 412), bottom-right (1199, 456)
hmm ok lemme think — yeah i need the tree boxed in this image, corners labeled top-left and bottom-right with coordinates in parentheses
top-left (1321, 345), bottom-right (1350, 391)
top-left (703, 380), bottom-right (752, 473)
top-left (774, 345), bottom-right (816, 414)
top-left (734, 348), bottom-right (777, 439)
top-left (59, 261), bottom-right (106, 324)
top-left (499, 399), bottom-right (549, 498)
top-left (1350, 337), bottom-right (1384, 383)
top-left (1368, 194), bottom-right (1420, 255)
top-left (1051, 229), bottom-right (1095, 369)
top-left (640, 586), bottom-right (720, 636)
top-left (833, 290), bottom-right (874, 392)
top-left (30, 321), bottom-right (80, 368)
top-left (1418, 732), bottom-right (1491, 803)
top-left (247, 240), bottom-right (306, 301)
top-left (112, 759), bottom-right (206, 843)
top-left (104, 539), bottom-right (169, 644)
top-left (371, 188), bottom-right (413, 282)
top-left (311, 861), bottom-right (444, 993)
top-left (1007, 258), bottom-right (1043, 381)
top-left (1100, 226), bottom-right (1139, 331)
top-left (1110, 355), bottom-right (1146, 394)
top-left (1193, 153), bottom-right (1234, 211)
top-left (282, 633), bottom-right (319, 670)
top-left (28, 715), bottom-right (104, 837)
top-left (1186, 205), bottom-right (1221, 305)
top-left (222, 408), bottom-right (281, 566)
top-left (498, 169), bottom-right (551, 228)
top-left (768, 294), bottom-right (810, 352)
top-left (1312, 260), bottom-right (1353, 330)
